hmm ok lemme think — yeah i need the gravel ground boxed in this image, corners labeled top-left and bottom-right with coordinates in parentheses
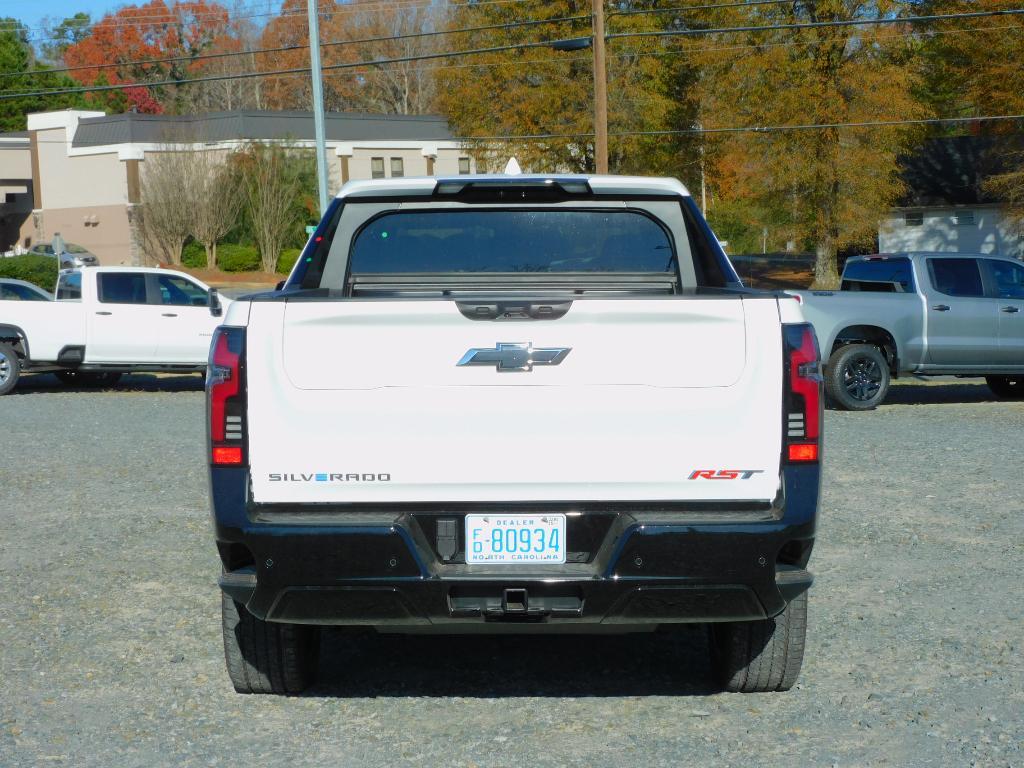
top-left (2, 374), bottom-right (1022, 767)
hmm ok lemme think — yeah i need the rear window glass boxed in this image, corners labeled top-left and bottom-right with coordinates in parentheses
top-left (841, 258), bottom-right (915, 292)
top-left (348, 209), bottom-right (676, 274)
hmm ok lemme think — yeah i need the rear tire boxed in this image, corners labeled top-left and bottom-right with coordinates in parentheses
top-left (0, 343), bottom-right (21, 396)
top-left (986, 375), bottom-right (1024, 399)
top-left (825, 344), bottom-right (890, 410)
top-left (221, 592), bottom-right (320, 695)
top-left (709, 591), bottom-right (807, 693)
top-left (55, 370), bottom-right (123, 388)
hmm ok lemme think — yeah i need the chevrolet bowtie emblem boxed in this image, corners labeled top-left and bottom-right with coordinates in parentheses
top-left (457, 342), bottom-right (571, 372)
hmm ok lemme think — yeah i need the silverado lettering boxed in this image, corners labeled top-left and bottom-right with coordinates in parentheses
top-left (268, 473), bottom-right (391, 482)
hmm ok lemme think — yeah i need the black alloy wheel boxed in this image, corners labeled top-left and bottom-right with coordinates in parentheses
top-left (824, 344), bottom-right (890, 411)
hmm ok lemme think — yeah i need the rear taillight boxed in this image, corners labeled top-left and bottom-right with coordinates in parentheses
top-left (783, 323), bottom-right (822, 463)
top-left (207, 326), bottom-right (246, 466)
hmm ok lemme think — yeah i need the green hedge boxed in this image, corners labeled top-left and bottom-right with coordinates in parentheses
top-left (182, 241), bottom-right (302, 274)
top-left (217, 243), bottom-right (260, 272)
top-left (277, 248), bottom-right (302, 275)
top-left (0, 255), bottom-right (60, 293)
top-left (182, 241), bottom-right (206, 268)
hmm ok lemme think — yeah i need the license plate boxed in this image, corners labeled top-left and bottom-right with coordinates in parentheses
top-left (465, 514), bottom-right (566, 565)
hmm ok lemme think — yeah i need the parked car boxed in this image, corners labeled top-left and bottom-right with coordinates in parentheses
top-left (0, 266), bottom-right (229, 395)
top-left (208, 173), bottom-right (822, 695)
top-left (789, 252), bottom-right (1024, 409)
top-left (29, 242), bottom-right (99, 269)
top-left (0, 278), bottom-right (52, 301)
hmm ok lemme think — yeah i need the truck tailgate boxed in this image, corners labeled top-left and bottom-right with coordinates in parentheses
top-left (245, 297), bottom-right (783, 504)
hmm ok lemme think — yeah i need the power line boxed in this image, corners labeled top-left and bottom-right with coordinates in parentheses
top-left (458, 114), bottom-right (1024, 141)
top-left (0, 36), bottom-right (595, 102)
top-left (9, 0), bottom-right (539, 42)
top-left (3, 7), bottom-right (1023, 101)
top-left (0, 13), bottom-right (588, 80)
top-left (15, 113), bottom-right (1024, 145)
top-left (6, 0), bottom-right (801, 78)
top-left (607, 6), bottom-right (1024, 41)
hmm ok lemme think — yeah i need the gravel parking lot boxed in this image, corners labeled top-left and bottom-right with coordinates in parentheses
top-left (2, 374), bottom-right (1022, 767)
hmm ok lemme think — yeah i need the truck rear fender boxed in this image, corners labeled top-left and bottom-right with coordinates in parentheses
top-left (831, 325), bottom-right (899, 374)
top-left (0, 324), bottom-right (28, 359)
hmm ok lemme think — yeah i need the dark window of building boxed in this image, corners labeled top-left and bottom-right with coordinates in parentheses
top-left (955, 210), bottom-right (975, 226)
top-left (458, 157), bottom-right (472, 175)
top-left (370, 157), bottom-right (385, 179)
top-left (390, 157), bottom-right (404, 178)
top-left (904, 211), bottom-right (923, 227)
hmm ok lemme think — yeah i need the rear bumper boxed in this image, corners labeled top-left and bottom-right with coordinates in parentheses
top-left (210, 465), bottom-right (819, 629)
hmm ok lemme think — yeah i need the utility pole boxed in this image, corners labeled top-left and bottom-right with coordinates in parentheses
top-left (592, 0), bottom-right (609, 174)
top-left (307, 0), bottom-right (329, 216)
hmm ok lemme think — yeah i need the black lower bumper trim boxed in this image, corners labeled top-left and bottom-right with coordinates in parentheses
top-left (211, 465), bottom-right (821, 630)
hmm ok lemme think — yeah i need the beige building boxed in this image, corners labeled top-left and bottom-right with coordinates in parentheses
top-left (0, 109), bottom-right (475, 265)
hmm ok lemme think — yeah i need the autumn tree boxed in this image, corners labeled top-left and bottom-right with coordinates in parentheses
top-left (434, 1), bottom-right (694, 174)
top-left (256, 0), bottom-right (441, 114)
top-left (919, 0), bottom-right (1024, 221)
top-left (690, 0), bottom-right (926, 286)
top-left (62, 0), bottom-right (243, 114)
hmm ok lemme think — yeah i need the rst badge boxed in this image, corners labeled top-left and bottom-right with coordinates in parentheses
top-left (457, 342), bottom-right (571, 372)
top-left (689, 470), bottom-right (765, 480)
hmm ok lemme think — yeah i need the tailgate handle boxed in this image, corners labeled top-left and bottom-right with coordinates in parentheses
top-left (456, 301), bottom-right (572, 321)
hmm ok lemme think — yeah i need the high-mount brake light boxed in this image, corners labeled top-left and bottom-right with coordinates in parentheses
top-left (783, 323), bottom-right (822, 464)
top-left (207, 327), bottom-right (247, 466)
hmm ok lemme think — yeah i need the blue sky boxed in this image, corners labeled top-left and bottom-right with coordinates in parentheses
top-left (8, 1), bottom-right (118, 30)
top-left (7, 1), bottom-right (284, 44)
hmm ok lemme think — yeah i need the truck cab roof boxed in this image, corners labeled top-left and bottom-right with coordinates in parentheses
top-left (336, 174), bottom-right (691, 200)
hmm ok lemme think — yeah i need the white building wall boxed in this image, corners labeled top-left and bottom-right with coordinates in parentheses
top-left (879, 206), bottom-right (1023, 258)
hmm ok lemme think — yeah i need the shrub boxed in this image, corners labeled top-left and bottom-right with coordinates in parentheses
top-left (216, 243), bottom-right (261, 272)
top-left (0, 255), bottom-right (60, 292)
top-left (277, 248), bottom-right (302, 275)
top-left (182, 241), bottom-right (206, 268)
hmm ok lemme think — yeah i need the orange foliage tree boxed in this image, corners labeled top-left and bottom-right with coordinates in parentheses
top-left (689, 0), bottom-right (926, 285)
top-left (257, 0), bottom-right (441, 115)
top-left (434, 0), bottom-right (694, 174)
top-left (920, 0), bottom-right (1024, 218)
top-left (62, 0), bottom-right (242, 114)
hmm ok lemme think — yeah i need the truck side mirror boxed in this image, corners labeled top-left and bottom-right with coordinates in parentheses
top-left (209, 288), bottom-right (223, 317)
top-left (275, 280), bottom-right (285, 291)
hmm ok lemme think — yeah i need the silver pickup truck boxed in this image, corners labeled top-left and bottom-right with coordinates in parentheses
top-left (789, 252), bottom-right (1024, 409)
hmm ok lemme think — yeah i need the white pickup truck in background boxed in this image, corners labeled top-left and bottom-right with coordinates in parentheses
top-left (0, 266), bottom-right (228, 395)
top-left (208, 174), bottom-right (824, 696)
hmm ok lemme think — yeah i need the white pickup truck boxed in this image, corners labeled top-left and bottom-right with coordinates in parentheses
top-left (0, 266), bottom-right (228, 394)
top-left (208, 174), bottom-right (824, 695)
